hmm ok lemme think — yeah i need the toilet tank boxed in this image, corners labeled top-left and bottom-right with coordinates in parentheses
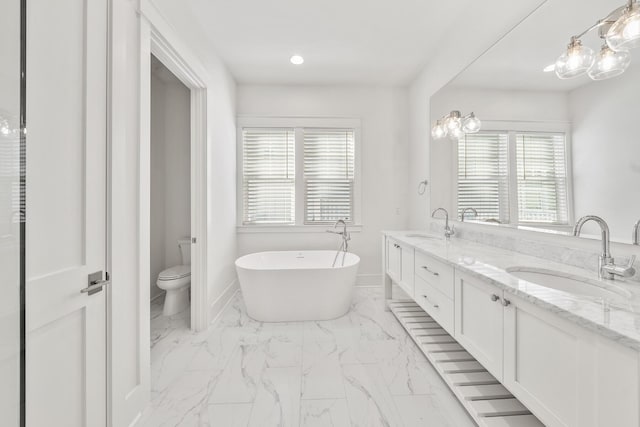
top-left (178, 238), bottom-right (191, 265)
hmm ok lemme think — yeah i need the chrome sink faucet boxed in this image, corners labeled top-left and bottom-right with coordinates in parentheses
top-left (460, 207), bottom-right (478, 222)
top-left (432, 208), bottom-right (454, 240)
top-left (573, 215), bottom-right (636, 280)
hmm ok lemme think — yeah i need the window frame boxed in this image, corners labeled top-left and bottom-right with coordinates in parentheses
top-left (454, 120), bottom-right (574, 227)
top-left (236, 116), bottom-right (362, 232)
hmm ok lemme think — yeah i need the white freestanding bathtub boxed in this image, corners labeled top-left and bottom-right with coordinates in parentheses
top-left (235, 250), bottom-right (360, 322)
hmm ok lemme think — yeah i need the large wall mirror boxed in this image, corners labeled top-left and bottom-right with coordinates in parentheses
top-left (430, 0), bottom-right (640, 244)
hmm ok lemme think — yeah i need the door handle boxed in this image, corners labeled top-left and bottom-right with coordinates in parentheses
top-left (81, 271), bottom-right (110, 295)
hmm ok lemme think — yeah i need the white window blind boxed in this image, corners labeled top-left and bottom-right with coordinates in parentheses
top-left (457, 132), bottom-right (510, 223)
top-left (303, 128), bottom-right (355, 224)
top-left (242, 128), bottom-right (295, 225)
top-left (516, 132), bottom-right (569, 224)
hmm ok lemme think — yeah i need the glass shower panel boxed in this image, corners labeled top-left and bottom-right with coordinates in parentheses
top-left (0, 0), bottom-right (24, 425)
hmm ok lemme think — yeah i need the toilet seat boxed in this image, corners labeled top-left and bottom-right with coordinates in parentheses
top-left (158, 265), bottom-right (191, 281)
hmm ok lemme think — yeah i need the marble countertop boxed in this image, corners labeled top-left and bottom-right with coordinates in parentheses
top-left (383, 230), bottom-right (640, 351)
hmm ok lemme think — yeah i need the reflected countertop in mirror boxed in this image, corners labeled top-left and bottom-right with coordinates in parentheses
top-left (429, 0), bottom-right (640, 244)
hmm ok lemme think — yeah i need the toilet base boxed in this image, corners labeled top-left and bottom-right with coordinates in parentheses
top-left (163, 287), bottom-right (189, 316)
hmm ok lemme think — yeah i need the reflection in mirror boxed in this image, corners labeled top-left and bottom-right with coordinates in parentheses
top-left (430, 0), bottom-right (640, 243)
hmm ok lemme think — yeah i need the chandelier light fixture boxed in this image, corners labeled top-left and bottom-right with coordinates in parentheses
top-left (431, 111), bottom-right (481, 140)
top-left (552, 0), bottom-right (640, 80)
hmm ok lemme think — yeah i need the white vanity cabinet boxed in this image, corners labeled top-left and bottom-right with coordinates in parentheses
top-left (503, 294), bottom-right (640, 427)
top-left (382, 234), bottom-right (640, 427)
top-left (385, 237), bottom-right (414, 297)
top-left (386, 238), bottom-right (402, 282)
top-left (414, 250), bottom-right (455, 335)
top-left (454, 270), bottom-right (505, 380)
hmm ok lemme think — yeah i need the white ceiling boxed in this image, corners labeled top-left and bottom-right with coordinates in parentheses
top-left (450, 0), bottom-right (635, 92)
top-left (152, 0), bottom-right (469, 85)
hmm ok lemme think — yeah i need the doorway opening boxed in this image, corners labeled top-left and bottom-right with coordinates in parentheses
top-left (150, 55), bottom-right (192, 344)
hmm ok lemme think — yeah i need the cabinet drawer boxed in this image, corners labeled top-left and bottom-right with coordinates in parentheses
top-left (415, 250), bottom-right (454, 299)
top-left (414, 275), bottom-right (454, 335)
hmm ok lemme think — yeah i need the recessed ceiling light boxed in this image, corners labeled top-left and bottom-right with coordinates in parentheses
top-left (543, 63), bottom-right (556, 72)
top-left (290, 55), bottom-right (304, 65)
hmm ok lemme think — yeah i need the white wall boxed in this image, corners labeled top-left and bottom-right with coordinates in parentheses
top-left (237, 85), bottom-right (410, 283)
top-left (150, 68), bottom-right (191, 300)
top-left (408, 0), bottom-right (546, 229)
top-left (429, 86), bottom-right (569, 214)
top-left (569, 64), bottom-right (640, 242)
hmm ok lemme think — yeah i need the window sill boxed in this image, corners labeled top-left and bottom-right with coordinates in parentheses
top-left (237, 224), bottom-right (363, 234)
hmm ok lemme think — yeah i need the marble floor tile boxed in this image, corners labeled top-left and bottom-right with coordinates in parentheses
top-left (206, 403), bottom-right (252, 427)
top-left (393, 394), bottom-right (475, 427)
top-left (342, 363), bottom-right (405, 427)
top-left (299, 399), bottom-right (351, 427)
top-left (208, 342), bottom-right (267, 404)
top-left (150, 293), bottom-right (191, 349)
top-left (248, 367), bottom-right (301, 427)
top-left (258, 323), bottom-right (304, 368)
top-left (301, 340), bottom-right (346, 399)
top-left (140, 287), bottom-right (473, 427)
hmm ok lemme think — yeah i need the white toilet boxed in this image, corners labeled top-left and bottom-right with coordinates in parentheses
top-left (157, 238), bottom-right (191, 316)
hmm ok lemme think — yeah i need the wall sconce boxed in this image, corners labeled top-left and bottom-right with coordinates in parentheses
top-left (552, 0), bottom-right (640, 80)
top-left (431, 111), bottom-right (481, 140)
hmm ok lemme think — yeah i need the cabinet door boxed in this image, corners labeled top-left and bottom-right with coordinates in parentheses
top-left (398, 244), bottom-right (414, 297)
top-left (454, 271), bottom-right (504, 380)
top-left (503, 294), bottom-right (640, 427)
top-left (386, 238), bottom-right (401, 282)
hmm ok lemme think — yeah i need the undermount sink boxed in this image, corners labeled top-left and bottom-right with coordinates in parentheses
top-left (506, 267), bottom-right (633, 301)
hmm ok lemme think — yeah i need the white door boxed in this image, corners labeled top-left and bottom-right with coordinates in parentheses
top-left (26, 0), bottom-right (108, 425)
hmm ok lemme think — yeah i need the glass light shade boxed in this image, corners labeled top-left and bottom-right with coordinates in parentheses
top-left (431, 120), bottom-right (446, 139)
top-left (462, 113), bottom-right (481, 133)
top-left (450, 127), bottom-right (465, 140)
top-left (444, 111), bottom-right (462, 131)
top-left (606, 2), bottom-right (640, 51)
top-left (555, 39), bottom-right (595, 79)
top-left (588, 45), bottom-right (631, 80)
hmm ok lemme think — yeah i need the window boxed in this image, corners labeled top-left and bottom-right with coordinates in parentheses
top-left (241, 128), bottom-right (295, 225)
top-left (457, 127), bottom-right (571, 225)
top-left (304, 129), bottom-right (355, 224)
top-left (238, 118), bottom-right (360, 228)
top-left (457, 132), bottom-right (510, 223)
top-left (516, 133), bottom-right (569, 224)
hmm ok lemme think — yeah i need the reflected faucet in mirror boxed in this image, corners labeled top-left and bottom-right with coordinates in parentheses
top-left (432, 208), bottom-right (454, 239)
top-left (633, 219), bottom-right (640, 245)
top-left (460, 207), bottom-right (478, 222)
top-left (573, 215), bottom-right (636, 279)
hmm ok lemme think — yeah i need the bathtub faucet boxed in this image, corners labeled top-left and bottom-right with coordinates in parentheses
top-left (327, 219), bottom-right (350, 267)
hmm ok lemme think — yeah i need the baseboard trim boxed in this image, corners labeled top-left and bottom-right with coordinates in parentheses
top-left (356, 273), bottom-right (381, 287)
top-left (208, 278), bottom-right (239, 326)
